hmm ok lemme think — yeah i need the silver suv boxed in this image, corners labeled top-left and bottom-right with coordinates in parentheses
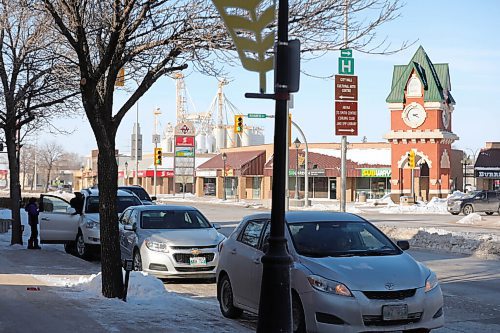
top-left (39, 188), bottom-right (142, 259)
top-left (447, 190), bottom-right (500, 215)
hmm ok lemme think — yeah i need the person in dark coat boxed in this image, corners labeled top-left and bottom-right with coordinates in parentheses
top-left (25, 197), bottom-right (41, 249)
top-left (69, 192), bottom-right (84, 215)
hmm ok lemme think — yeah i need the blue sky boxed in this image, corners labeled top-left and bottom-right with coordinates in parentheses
top-left (48, 0), bottom-right (500, 158)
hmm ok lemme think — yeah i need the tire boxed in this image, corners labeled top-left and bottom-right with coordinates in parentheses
top-left (292, 293), bottom-right (307, 333)
top-left (462, 205), bottom-right (473, 215)
top-left (76, 231), bottom-right (91, 260)
top-left (486, 212), bottom-right (494, 216)
top-left (218, 274), bottom-right (243, 319)
top-left (64, 242), bottom-right (76, 254)
top-left (133, 250), bottom-right (143, 271)
top-left (403, 329), bottom-right (430, 333)
top-left (451, 212), bottom-right (459, 215)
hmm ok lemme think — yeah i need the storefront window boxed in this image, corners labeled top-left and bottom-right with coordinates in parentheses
top-left (355, 177), bottom-right (391, 199)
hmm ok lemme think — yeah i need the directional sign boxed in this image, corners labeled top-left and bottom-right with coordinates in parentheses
top-left (335, 75), bottom-right (358, 101)
top-left (247, 113), bottom-right (267, 118)
top-left (335, 101), bottom-right (358, 136)
top-left (340, 49), bottom-right (352, 58)
top-left (338, 57), bottom-right (354, 75)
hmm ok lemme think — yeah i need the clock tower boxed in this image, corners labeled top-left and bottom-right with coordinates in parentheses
top-left (385, 46), bottom-right (459, 200)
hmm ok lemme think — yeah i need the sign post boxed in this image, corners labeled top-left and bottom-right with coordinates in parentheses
top-left (174, 122), bottom-right (196, 196)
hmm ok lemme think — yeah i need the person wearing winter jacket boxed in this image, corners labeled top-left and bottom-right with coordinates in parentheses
top-left (25, 197), bottom-right (41, 249)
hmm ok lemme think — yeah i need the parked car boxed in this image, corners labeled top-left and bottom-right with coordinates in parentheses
top-left (119, 205), bottom-right (225, 279)
top-left (39, 188), bottom-right (142, 259)
top-left (119, 185), bottom-right (156, 205)
top-left (447, 190), bottom-right (500, 215)
top-left (217, 211), bottom-right (444, 333)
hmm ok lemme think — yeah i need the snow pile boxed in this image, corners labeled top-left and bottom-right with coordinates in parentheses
top-left (379, 200), bottom-right (448, 215)
top-left (380, 226), bottom-right (500, 259)
top-left (457, 213), bottom-right (482, 225)
top-left (447, 190), bottom-right (467, 200)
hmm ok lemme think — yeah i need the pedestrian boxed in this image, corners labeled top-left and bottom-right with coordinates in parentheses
top-left (25, 197), bottom-right (41, 250)
top-left (70, 192), bottom-right (84, 215)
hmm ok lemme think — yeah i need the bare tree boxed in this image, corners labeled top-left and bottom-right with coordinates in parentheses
top-left (42, 0), bottom-right (408, 298)
top-left (39, 141), bottom-right (64, 191)
top-left (0, 0), bottom-right (80, 245)
top-left (19, 144), bottom-right (37, 190)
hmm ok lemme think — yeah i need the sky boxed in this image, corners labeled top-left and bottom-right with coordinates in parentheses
top-left (37, 1), bottom-right (500, 159)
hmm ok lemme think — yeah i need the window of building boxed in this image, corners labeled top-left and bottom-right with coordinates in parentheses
top-left (407, 75), bottom-right (422, 97)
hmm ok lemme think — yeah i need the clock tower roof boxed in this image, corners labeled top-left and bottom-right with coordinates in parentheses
top-left (386, 46), bottom-right (455, 104)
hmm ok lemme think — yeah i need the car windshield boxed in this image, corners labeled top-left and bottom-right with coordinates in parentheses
top-left (85, 196), bottom-right (142, 214)
top-left (123, 187), bottom-right (151, 201)
top-left (140, 210), bottom-right (212, 229)
top-left (288, 221), bottom-right (401, 258)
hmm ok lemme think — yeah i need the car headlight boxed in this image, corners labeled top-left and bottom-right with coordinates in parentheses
top-left (307, 275), bottom-right (352, 297)
top-left (85, 219), bottom-right (99, 229)
top-left (425, 272), bottom-right (439, 292)
top-left (144, 239), bottom-right (169, 253)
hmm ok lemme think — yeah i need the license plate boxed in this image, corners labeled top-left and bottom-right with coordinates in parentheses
top-left (382, 304), bottom-right (408, 321)
top-left (189, 257), bottom-right (207, 265)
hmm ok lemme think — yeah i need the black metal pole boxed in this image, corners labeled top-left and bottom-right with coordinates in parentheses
top-left (223, 158), bottom-right (226, 200)
top-left (256, 0), bottom-right (293, 332)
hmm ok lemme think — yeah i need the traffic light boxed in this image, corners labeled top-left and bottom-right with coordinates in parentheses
top-left (154, 147), bottom-right (162, 166)
top-left (408, 150), bottom-right (415, 169)
top-left (234, 115), bottom-right (244, 133)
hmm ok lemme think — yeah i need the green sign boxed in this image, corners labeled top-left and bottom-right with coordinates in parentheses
top-left (361, 168), bottom-right (391, 178)
top-left (338, 57), bottom-right (354, 75)
top-left (247, 113), bottom-right (267, 118)
top-left (340, 49), bottom-right (352, 58)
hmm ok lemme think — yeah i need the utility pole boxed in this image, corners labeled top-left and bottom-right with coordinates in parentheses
top-left (256, 1), bottom-right (293, 331)
top-left (340, 0), bottom-right (349, 212)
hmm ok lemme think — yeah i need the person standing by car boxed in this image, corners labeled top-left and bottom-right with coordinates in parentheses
top-left (25, 197), bottom-right (41, 249)
top-left (70, 192), bottom-right (84, 214)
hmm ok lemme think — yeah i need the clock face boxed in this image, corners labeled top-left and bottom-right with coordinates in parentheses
top-left (442, 105), bottom-right (450, 129)
top-left (402, 102), bottom-right (427, 128)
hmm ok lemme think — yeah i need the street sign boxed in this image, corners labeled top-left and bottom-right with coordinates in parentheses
top-left (335, 75), bottom-right (358, 101)
top-left (247, 113), bottom-right (267, 118)
top-left (340, 49), bottom-right (352, 57)
top-left (338, 57), bottom-right (354, 75)
top-left (335, 101), bottom-right (358, 136)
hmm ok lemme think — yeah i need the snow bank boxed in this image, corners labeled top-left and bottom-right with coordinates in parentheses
top-left (378, 196), bottom-right (448, 214)
top-left (457, 213), bottom-right (482, 225)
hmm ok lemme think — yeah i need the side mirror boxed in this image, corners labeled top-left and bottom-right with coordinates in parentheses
top-left (151, 196), bottom-right (157, 201)
top-left (212, 223), bottom-right (221, 230)
top-left (397, 240), bottom-right (410, 251)
top-left (67, 207), bottom-right (77, 215)
top-left (124, 223), bottom-right (136, 231)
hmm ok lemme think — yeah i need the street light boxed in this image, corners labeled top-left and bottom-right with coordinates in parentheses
top-left (125, 161), bottom-right (128, 186)
top-left (222, 152), bottom-right (227, 201)
top-left (294, 137), bottom-right (301, 199)
top-left (461, 153), bottom-right (469, 192)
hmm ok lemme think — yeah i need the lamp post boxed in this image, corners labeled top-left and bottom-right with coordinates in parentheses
top-left (461, 154), bottom-right (469, 192)
top-left (294, 137), bottom-right (300, 199)
top-left (222, 152), bottom-right (227, 201)
top-left (125, 161), bottom-right (128, 186)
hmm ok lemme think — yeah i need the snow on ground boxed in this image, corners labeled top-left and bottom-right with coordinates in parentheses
top-left (378, 196), bottom-right (448, 214)
top-left (457, 213), bottom-right (482, 225)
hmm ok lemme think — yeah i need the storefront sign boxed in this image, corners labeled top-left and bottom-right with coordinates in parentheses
top-left (476, 170), bottom-right (500, 178)
top-left (196, 170), bottom-right (217, 177)
top-left (136, 170), bottom-right (174, 177)
top-left (175, 157), bottom-right (195, 167)
top-left (175, 167), bottom-right (195, 176)
top-left (361, 168), bottom-right (391, 178)
top-left (289, 169), bottom-right (325, 177)
top-left (175, 147), bottom-right (195, 157)
top-left (175, 136), bottom-right (195, 147)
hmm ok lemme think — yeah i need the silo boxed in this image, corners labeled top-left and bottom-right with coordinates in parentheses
top-left (206, 134), bottom-right (216, 153)
top-left (196, 133), bottom-right (207, 153)
top-left (214, 126), bottom-right (227, 150)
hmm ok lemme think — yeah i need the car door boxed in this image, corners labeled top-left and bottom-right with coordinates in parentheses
top-left (487, 191), bottom-right (499, 212)
top-left (39, 195), bottom-right (80, 242)
top-left (119, 209), bottom-right (134, 260)
top-left (227, 219), bottom-right (267, 311)
top-left (473, 192), bottom-right (488, 212)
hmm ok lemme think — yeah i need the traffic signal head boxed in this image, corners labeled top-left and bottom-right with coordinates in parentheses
top-left (408, 150), bottom-right (415, 169)
top-left (234, 115), bottom-right (244, 133)
top-left (154, 147), bottom-right (162, 165)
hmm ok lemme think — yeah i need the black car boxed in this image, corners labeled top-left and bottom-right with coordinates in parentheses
top-left (447, 190), bottom-right (500, 215)
top-left (118, 185), bottom-right (156, 205)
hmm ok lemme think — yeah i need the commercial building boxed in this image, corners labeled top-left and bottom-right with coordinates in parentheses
top-left (474, 142), bottom-right (500, 191)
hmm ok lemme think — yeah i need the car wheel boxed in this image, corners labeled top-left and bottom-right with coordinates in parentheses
top-left (462, 204), bottom-right (473, 215)
top-left (403, 329), bottom-right (430, 333)
top-left (450, 212), bottom-right (459, 215)
top-left (76, 232), bottom-right (91, 260)
top-left (133, 250), bottom-right (143, 271)
top-left (64, 242), bottom-right (76, 254)
top-left (218, 274), bottom-right (243, 319)
top-left (292, 293), bottom-right (306, 333)
top-left (485, 212), bottom-right (494, 215)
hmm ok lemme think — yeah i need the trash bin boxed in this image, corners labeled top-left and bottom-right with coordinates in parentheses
top-left (0, 219), bottom-right (12, 233)
top-left (359, 192), bottom-right (367, 203)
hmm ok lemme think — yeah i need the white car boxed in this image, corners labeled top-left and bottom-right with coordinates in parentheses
top-left (39, 188), bottom-right (142, 259)
top-left (119, 205), bottom-right (226, 279)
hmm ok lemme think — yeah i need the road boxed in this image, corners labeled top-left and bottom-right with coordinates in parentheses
top-left (161, 200), bottom-right (500, 332)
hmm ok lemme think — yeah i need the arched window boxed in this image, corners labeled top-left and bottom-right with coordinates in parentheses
top-left (407, 75), bottom-right (422, 97)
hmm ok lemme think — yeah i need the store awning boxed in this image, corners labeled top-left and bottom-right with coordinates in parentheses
top-left (474, 149), bottom-right (500, 178)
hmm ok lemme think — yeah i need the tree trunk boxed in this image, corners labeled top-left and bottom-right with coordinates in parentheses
top-left (95, 120), bottom-right (123, 299)
top-left (6, 128), bottom-right (22, 245)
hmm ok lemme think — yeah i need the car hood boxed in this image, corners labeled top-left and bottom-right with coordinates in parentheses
top-left (140, 228), bottom-right (223, 247)
top-left (298, 252), bottom-right (429, 291)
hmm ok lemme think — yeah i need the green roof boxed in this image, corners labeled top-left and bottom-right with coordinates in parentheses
top-left (386, 46), bottom-right (455, 104)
